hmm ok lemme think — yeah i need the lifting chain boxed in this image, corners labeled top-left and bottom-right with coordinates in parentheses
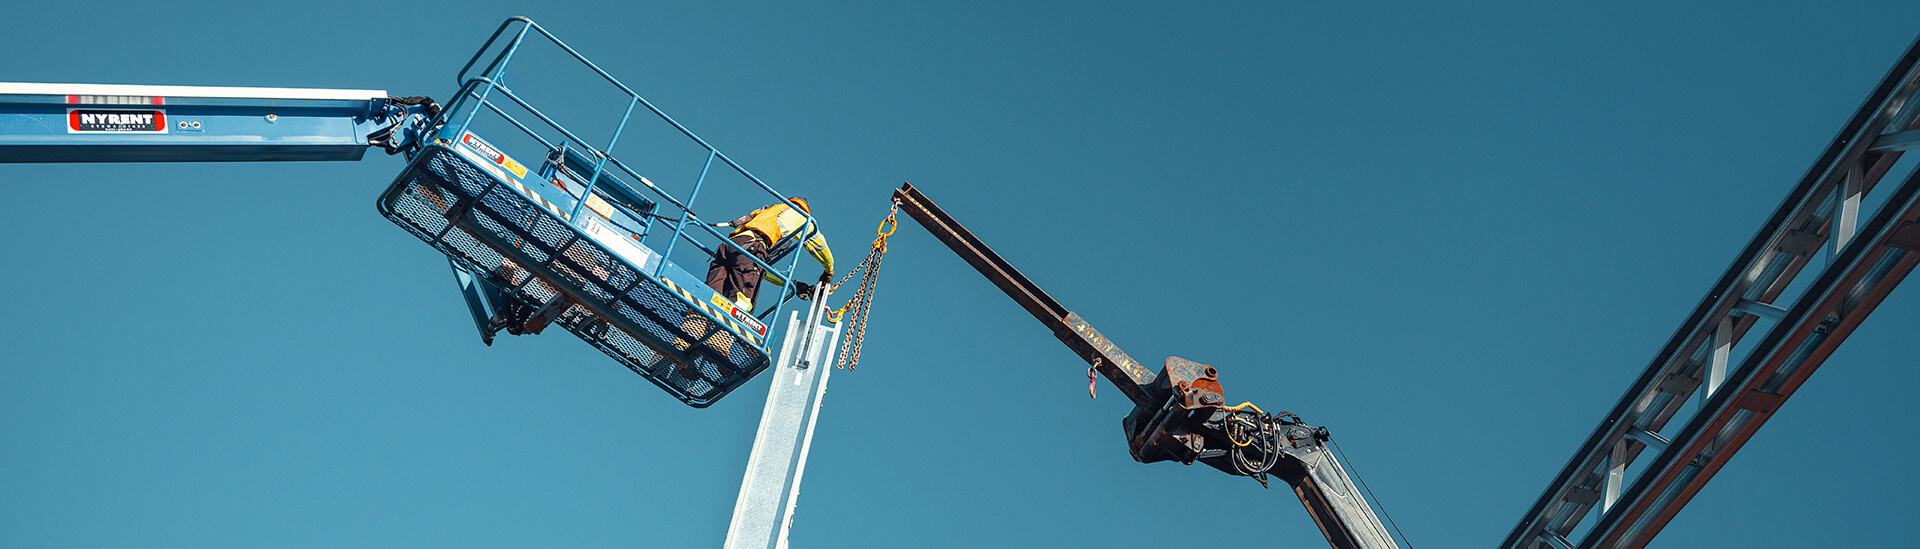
top-left (824, 200), bottom-right (897, 370)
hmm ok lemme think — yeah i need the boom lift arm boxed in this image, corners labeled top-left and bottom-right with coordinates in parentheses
top-left (891, 182), bottom-right (1400, 549)
top-left (0, 82), bottom-right (440, 162)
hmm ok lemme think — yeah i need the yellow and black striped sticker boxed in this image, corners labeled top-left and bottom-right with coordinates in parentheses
top-left (505, 177), bottom-right (571, 222)
top-left (660, 277), bottom-right (763, 347)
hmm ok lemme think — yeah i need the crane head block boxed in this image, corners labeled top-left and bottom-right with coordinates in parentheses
top-left (1159, 356), bottom-right (1224, 410)
top-left (1120, 357), bottom-right (1226, 465)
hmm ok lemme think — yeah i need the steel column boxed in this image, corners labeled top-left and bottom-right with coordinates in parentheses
top-left (725, 292), bottom-right (843, 549)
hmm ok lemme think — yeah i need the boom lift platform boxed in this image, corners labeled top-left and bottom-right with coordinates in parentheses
top-left (0, 17), bottom-right (825, 408)
top-left (376, 18), bottom-right (821, 407)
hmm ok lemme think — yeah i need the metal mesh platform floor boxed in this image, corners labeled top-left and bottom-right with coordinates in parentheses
top-left (378, 146), bottom-right (770, 407)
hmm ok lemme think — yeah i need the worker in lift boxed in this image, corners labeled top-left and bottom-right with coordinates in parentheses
top-left (706, 197), bottom-right (834, 312)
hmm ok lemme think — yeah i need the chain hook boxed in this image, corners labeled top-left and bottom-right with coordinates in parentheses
top-left (1088, 356), bottom-right (1101, 399)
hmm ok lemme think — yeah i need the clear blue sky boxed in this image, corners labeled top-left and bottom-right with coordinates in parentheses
top-left (5, 2), bottom-right (1919, 548)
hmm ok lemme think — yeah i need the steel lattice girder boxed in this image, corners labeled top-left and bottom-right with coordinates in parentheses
top-left (1504, 33), bottom-right (1920, 549)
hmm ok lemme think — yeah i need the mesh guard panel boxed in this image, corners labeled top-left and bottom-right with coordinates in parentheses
top-left (377, 146), bottom-right (770, 407)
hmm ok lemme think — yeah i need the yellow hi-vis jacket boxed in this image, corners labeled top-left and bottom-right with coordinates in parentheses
top-left (729, 203), bottom-right (833, 284)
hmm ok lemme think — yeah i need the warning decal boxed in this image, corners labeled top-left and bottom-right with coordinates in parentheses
top-left (731, 306), bottom-right (767, 336)
top-left (460, 132), bottom-right (528, 179)
top-left (68, 109), bottom-right (167, 133)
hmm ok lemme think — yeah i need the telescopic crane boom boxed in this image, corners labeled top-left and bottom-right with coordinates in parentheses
top-left (891, 182), bottom-right (1400, 549)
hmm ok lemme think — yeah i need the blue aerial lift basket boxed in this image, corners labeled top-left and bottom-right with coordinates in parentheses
top-left (378, 18), bottom-right (816, 407)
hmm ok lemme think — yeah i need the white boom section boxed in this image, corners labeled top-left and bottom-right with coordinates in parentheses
top-left (725, 289), bottom-right (843, 549)
top-left (0, 82), bottom-right (385, 100)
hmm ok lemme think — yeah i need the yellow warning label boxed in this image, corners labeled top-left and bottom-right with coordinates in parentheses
top-left (585, 193), bottom-right (615, 220)
top-left (709, 293), bottom-right (735, 314)
top-left (499, 155), bottom-right (529, 179)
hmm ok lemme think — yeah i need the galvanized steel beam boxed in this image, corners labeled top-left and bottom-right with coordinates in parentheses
top-left (725, 296), bottom-right (844, 549)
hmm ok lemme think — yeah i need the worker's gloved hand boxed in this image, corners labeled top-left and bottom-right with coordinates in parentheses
top-left (818, 272), bottom-right (834, 287)
top-left (794, 282), bottom-right (816, 299)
